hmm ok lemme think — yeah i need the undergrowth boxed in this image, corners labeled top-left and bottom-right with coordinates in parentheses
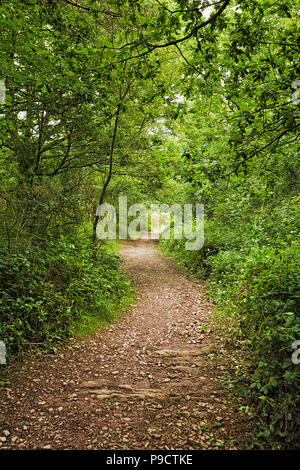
top-left (0, 236), bottom-right (134, 363)
top-left (160, 195), bottom-right (300, 449)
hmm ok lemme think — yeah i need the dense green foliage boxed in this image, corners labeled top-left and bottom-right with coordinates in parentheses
top-left (0, 238), bottom-right (134, 360)
top-left (0, 0), bottom-right (299, 449)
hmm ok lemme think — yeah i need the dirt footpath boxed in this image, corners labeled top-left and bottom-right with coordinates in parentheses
top-left (0, 240), bottom-right (251, 450)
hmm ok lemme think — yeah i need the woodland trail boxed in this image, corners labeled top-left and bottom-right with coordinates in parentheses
top-left (0, 240), bottom-right (251, 450)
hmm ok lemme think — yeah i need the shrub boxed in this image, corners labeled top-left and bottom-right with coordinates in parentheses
top-left (0, 237), bottom-right (134, 360)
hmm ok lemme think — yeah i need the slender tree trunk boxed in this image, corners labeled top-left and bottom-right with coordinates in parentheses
top-left (92, 103), bottom-right (121, 243)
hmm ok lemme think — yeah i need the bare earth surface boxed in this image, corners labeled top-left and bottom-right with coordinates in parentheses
top-left (0, 239), bottom-right (252, 450)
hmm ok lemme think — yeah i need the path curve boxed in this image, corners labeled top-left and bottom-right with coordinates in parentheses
top-left (0, 240), bottom-right (250, 450)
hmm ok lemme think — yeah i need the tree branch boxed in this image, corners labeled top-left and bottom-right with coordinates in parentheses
top-left (226, 124), bottom-right (300, 177)
top-left (147, 0), bottom-right (231, 49)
